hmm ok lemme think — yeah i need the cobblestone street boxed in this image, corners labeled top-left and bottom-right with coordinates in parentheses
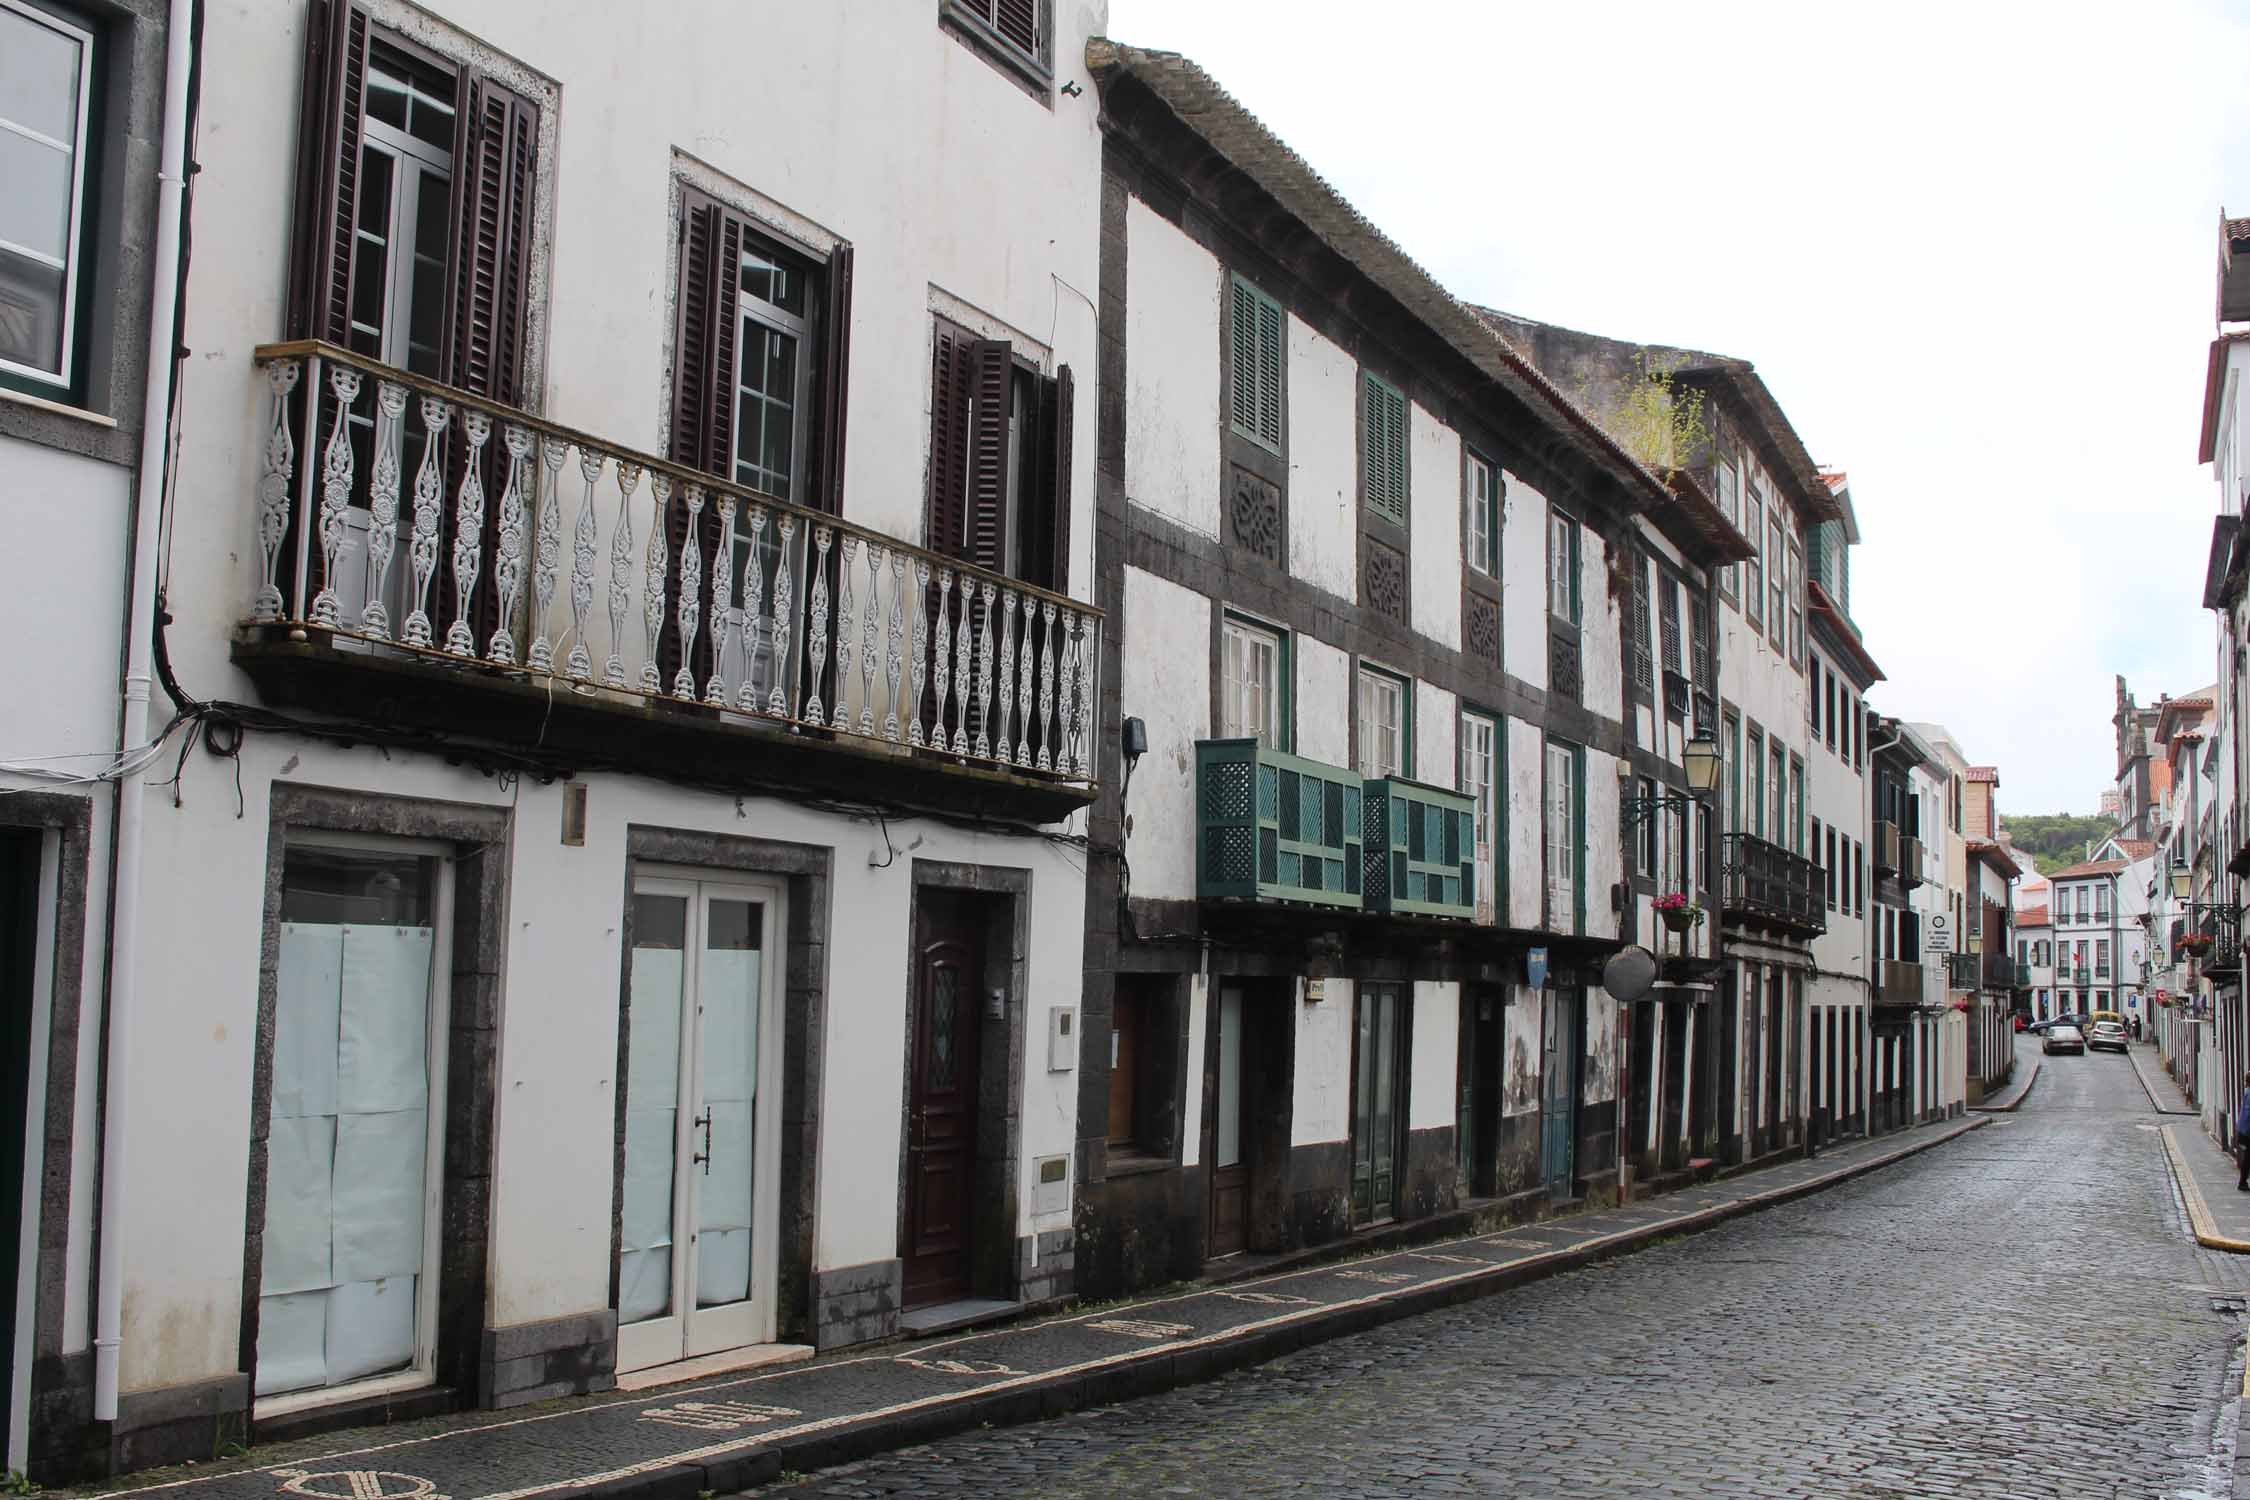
top-left (768, 1051), bottom-right (2250, 1499)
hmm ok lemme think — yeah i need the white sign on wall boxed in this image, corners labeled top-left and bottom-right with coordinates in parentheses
top-left (1926, 914), bottom-right (1954, 954)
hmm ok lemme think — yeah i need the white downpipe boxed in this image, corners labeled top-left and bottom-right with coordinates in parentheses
top-left (94, 0), bottom-right (197, 1425)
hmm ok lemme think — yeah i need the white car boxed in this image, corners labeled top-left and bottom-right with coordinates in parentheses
top-left (2086, 1020), bottom-right (2128, 1054)
top-left (2044, 1024), bottom-right (2086, 1056)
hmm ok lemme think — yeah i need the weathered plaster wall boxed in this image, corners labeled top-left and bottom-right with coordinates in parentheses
top-left (1286, 317), bottom-right (1358, 604)
top-left (1120, 564), bottom-right (1212, 902)
top-left (1123, 200), bottom-right (1220, 538)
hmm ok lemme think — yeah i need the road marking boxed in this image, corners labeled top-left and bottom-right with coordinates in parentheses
top-left (894, 1357), bottom-right (1022, 1376)
top-left (637, 1401), bottom-right (801, 1432)
top-left (1089, 1318), bottom-right (1193, 1340)
top-left (273, 1472), bottom-right (447, 1500)
top-left (2159, 1124), bottom-right (2250, 1253)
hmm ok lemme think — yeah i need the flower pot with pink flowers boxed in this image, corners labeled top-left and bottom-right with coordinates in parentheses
top-left (1655, 892), bottom-right (1704, 935)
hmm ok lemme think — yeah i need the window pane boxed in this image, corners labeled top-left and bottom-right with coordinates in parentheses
top-left (0, 246), bottom-right (65, 376)
top-left (347, 146), bottom-right (396, 357)
top-left (0, 8), bottom-right (80, 142)
top-left (406, 164), bottom-right (451, 376)
top-left (0, 129), bottom-right (71, 263)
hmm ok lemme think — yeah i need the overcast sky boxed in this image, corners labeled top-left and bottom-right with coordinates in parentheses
top-left (1101, 0), bottom-right (2250, 817)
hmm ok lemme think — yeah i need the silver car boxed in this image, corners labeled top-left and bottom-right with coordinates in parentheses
top-left (2087, 1019), bottom-right (2128, 1054)
top-left (2043, 1023), bottom-right (2086, 1056)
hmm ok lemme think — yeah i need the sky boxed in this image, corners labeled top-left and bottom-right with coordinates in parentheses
top-left (1100, 0), bottom-right (2250, 817)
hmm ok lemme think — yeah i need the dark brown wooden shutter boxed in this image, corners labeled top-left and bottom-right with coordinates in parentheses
top-left (925, 322), bottom-right (973, 561)
top-left (285, 0), bottom-right (370, 344)
top-left (657, 190), bottom-right (742, 694)
top-left (815, 242), bottom-right (854, 515)
top-left (1021, 366), bottom-right (1072, 593)
top-left (441, 73), bottom-right (539, 651)
top-left (965, 339), bottom-right (1011, 573)
top-left (993, 0), bottom-right (1039, 54)
top-left (447, 76), bottom-right (537, 404)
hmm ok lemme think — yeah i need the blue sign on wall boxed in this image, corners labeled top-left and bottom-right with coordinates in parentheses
top-left (1527, 947), bottom-right (1549, 989)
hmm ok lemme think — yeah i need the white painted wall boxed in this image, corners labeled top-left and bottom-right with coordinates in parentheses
top-left (1292, 983), bottom-right (1353, 1146)
top-left (118, 0), bottom-right (1111, 1396)
top-left (1286, 317), bottom-right (1359, 604)
top-left (1407, 404), bottom-right (1460, 650)
top-left (0, 435), bottom-right (128, 1363)
top-left (1415, 681), bottom-right (1456, 789)
top-left (1500, 471), bottom-right (1548, 692)
top-left (1579, 527), bottom-right (1624, 727)
top-left (1408, 982), bottom-right (1458, 1130)
top-left (1120, 565), bottom-right (1211, 902)
top-left (1123, 200), bottom-right (1220, 538)
top-left (1585, 750), bottom-right (1622, 940)
top-left (1297, 635), bottom-right (1351, 768)
top-left (1506, 718), bottom-right (1545, 931)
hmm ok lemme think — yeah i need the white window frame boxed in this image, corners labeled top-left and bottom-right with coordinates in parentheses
top-left (1355, 665), bottom-right (1408, 781)
top-left (1465, 449), bottom-right (1498, 576)
top-left (1220, 613), bottom-right (1286, 750)
top-left (1459, 708), bottom-right (1499, 921)
top-left (0, 0), bottom-right (96, 392)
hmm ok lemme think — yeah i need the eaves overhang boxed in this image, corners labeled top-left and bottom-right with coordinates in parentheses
top-left (1807, 581), bottom-right (1883, 685)
top-left (1086, 40), bottom-right (1680, 522)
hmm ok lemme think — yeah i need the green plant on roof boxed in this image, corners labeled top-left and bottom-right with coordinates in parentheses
top-left (1579, 349), bottom-right (1709, 479)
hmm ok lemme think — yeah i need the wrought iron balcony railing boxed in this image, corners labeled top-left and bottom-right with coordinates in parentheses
top-left (239, 343), bottom-right (1101, 816)
top-left (1719, 832), bottom-right (1826, 936)
top-left (1876, 957), bottom-right (1924, 1008)
top-left (1983, 953), bottom-right (2017, 990)
top-left (1874, 820), bottom-right (1900, 875)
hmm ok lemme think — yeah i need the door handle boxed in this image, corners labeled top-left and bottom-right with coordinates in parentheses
top-left (693, 1109), bottom-right (713, 1174)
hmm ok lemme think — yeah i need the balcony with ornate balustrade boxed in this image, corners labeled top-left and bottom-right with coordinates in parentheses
top-left (1718, 833), bottom-right (1825, 937)
top-left (235, 343), bottom-right (1102, 823)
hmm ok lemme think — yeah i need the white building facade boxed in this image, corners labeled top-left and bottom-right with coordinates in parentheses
top-left (12, 0), bottom-right (1115, 1473)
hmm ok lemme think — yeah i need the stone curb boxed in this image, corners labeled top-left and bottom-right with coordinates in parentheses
top-left (2159, 1123), bottom-right (2250, 1254)
top-left (1969, 1049), bottom-right (2041, 1113)
top-left (2129, 1043), bottom-right (2201, 1117)
top-left (694, 1116), bottom-right (1991, 1492)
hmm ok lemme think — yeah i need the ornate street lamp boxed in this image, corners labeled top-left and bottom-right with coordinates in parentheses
top-left (1622, 728), bottom-right (1719, 829)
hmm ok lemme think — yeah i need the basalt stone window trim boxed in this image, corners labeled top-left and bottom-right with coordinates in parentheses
top-left (240, 785), bottom-right (511, 1438)
top-left (0, 790), bottom-right (92, 1477)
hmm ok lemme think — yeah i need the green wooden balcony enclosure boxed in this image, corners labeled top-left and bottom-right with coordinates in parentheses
top-left (1197, 739), bottom-right (1365, 909)
top-left (1361, 777), bottom-right (1477, 920)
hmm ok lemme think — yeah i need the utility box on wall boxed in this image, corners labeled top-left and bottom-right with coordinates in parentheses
top-left (1048, 1006), bottom-right (1076, 1071)
top-left (1032, 1153), bottom-right (1070, 1215)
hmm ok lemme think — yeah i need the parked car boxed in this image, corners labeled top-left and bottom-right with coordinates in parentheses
top-left (2043, 1024), bottom-right (2086, 1056)
top-left (2087, 1020), bottom-right (2128, 1054)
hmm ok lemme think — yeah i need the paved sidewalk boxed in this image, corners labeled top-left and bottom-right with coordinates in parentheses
top-left (1969, 1034), bottom-right (2040, 1112)
top-left (2135, 1042), bottom-right (2250, 1252)
top-left (2128, 1038), bottom-right (2202, 1116)
top-left (71, 1114), bottom-right (1987, 1500)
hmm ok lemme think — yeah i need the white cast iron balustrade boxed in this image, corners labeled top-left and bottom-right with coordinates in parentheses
top-left (245, 342), bottom-right (1102, 790)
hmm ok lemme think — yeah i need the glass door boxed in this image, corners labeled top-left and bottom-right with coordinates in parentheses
top-left (618, 875), bottom-right (784, 1373)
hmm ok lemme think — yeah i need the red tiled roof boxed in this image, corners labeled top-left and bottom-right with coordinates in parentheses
top-left (2049, 858), bottom-right (2129, 880)
top-left (1967, 767), bottom-right (1998, 783)
top-left (1820, 470), bottom-right (1848, 491)
top-left (2117, 839), bottom-right (2156, 859)
top-left (2017, 904), bottom-right (2050, 927)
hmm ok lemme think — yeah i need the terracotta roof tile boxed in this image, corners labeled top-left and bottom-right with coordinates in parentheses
top-left (2018, 904), bottom-right (2050, 927)
top-left (1967, 767), bottom-right (1999, 783)
top-left (2117, 839), bottom-right (2156, 858)
top-left (2049, 858), bottom-right (2129, 880)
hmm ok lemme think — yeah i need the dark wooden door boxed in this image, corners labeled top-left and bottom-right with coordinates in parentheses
top-left (1456, 987), bottom-right (1500, 1199)
top-left (1351, 983), bottom-right (1405, 1224)
top-left (1208, 984), bottom-right (1247, 1258)
top-left (904, 893), bottom-right (984, 1307)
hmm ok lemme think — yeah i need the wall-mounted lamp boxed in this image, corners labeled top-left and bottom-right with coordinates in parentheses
top-left (1620, 727), bottom-right (1721, 831)
top-left (1121, 716), bottom-right (1148, 766)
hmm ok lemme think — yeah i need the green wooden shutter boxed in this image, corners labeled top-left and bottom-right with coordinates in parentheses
top-left (1230, 274), bottom-right (1283, 451)
top-left (1364, 372), bottom-right (1407, 525)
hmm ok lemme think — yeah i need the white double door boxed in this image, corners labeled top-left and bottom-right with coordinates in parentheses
top-left (617, 874), bottom-right (785, 1373)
